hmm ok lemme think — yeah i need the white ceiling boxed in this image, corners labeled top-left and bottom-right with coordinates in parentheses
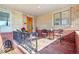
top-left (0, 4), bottom-right (74, 16)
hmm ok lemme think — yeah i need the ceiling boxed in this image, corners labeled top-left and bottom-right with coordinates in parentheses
top-left (0, 4), bottom-right (74, 16)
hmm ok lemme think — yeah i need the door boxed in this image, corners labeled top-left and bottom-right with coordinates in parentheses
top-left (27, 16), bottom-right (33, 32)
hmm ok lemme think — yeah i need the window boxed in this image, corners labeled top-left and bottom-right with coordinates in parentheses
top-left (54, 12), bottom-right (61, 26)
top-left (54, 10), bottom-right (70, 27)
top-left (62, 10), bottom-right (70, 27)
top-left (0, 11), bottom-right (9, 26)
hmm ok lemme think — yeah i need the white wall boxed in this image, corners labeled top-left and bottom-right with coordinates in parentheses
top-left (11, 10), bottom-right (23, 31)
top-left (36, 12), bottom-right (52, 30)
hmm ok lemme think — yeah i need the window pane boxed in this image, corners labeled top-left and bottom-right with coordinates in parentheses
top-left (62, 19), bottom-right (69, 25)
top-left (62, 10), bottom-right (70, 26)
top-left (0, 11), bottom-right (9, 26)
top-left (0, 21), bottom-right (7, 26)
top-left (0, 16), bottom-right (8, 21)
top-left (0, 11), bottom-right (9, 17)
top-left (54, 13), bottom-right (61, 26)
